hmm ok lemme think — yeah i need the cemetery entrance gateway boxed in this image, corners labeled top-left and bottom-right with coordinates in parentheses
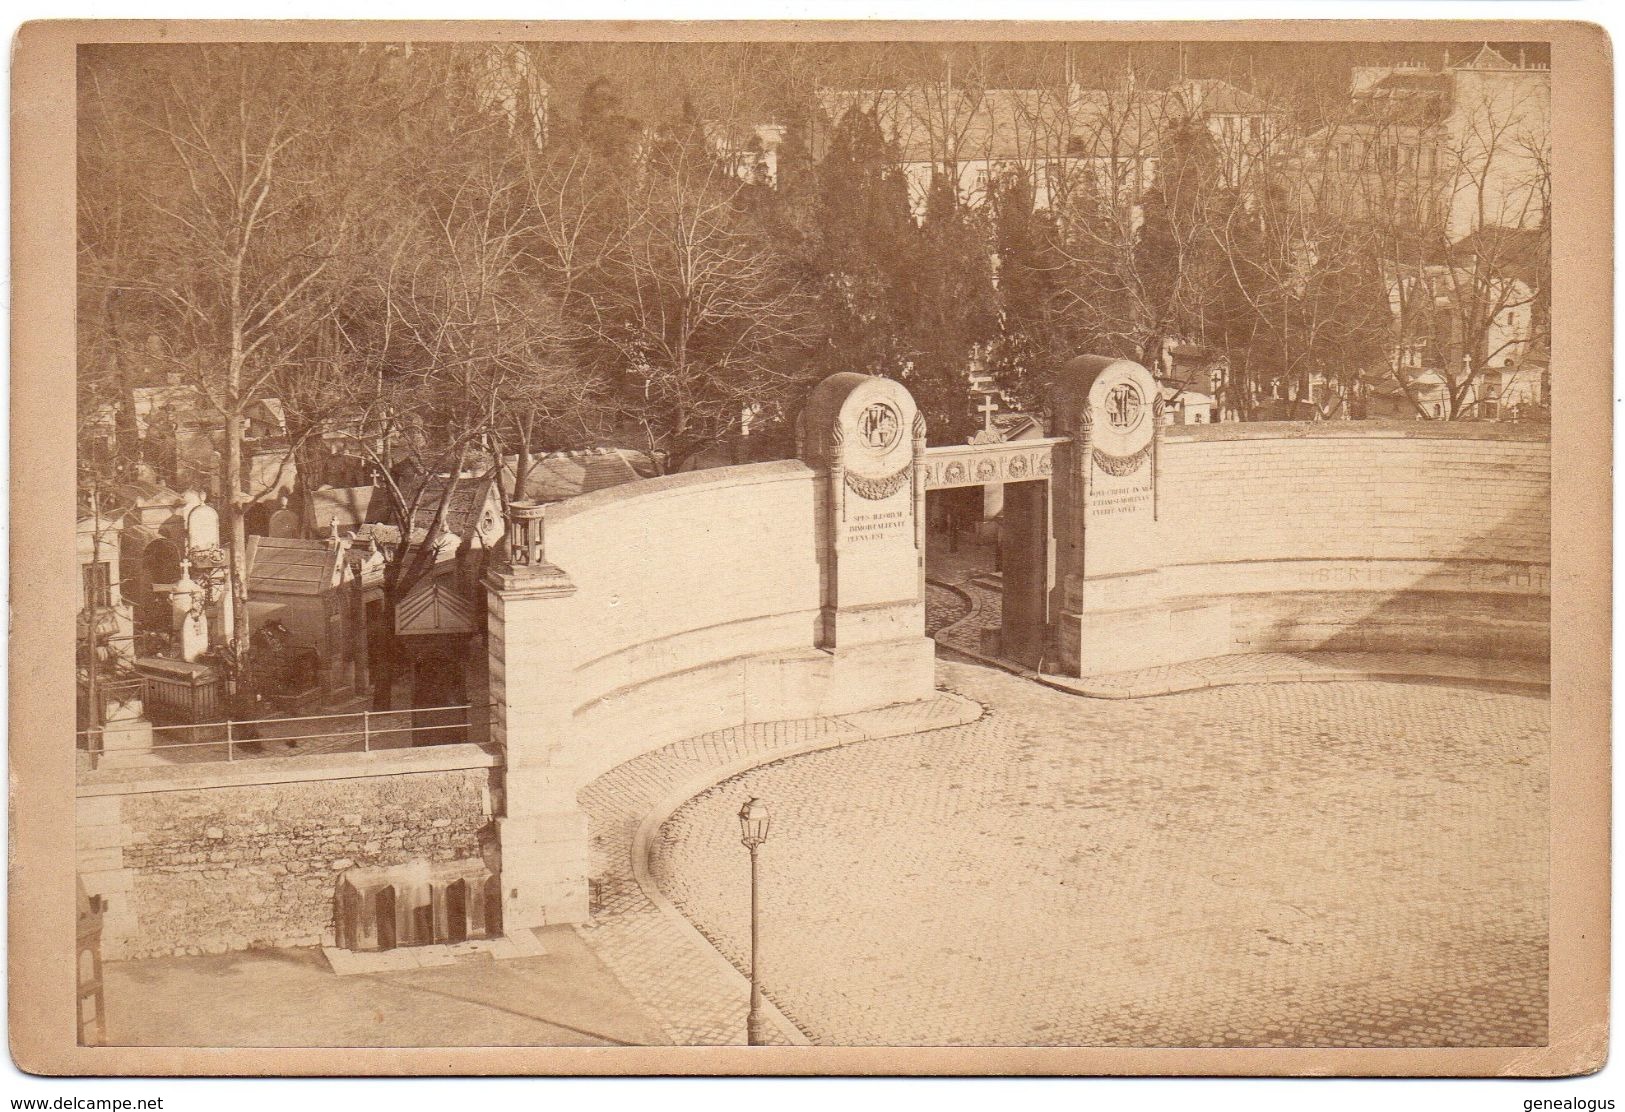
top-left (923, 437), bottom-right (1062, 669)
top-left (918, 355), bottom-right (1167, 675)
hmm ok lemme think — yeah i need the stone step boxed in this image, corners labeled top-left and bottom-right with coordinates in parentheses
top-left (321, 932), bottom-right (548, 976)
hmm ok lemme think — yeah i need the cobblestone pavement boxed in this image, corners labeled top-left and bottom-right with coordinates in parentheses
top-left (574, 698), bottom-right (980, 1046)
top-left (651, 658), bottom-right (1548, 1047)
top-left (924, 581), bottom-right (970, 637)
top-left (926, 535), bottom-right (1002, 656)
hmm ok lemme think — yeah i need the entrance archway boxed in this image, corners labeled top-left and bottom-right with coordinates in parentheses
top-left (922, 437), bottom-right (1061, 670)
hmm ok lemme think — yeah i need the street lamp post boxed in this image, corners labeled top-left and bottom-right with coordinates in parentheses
top-left (738, 797), bottom-right (771, 1045)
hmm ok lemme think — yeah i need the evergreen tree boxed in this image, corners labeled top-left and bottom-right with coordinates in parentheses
top-left (984, 167), bottom-right (1082, 411)
top-left (904, 171), bottom-right (999, 443)
top-left (1133, 114), bottom-right (1230, 362)
top-left (804, 107), bottom-right (919, 386)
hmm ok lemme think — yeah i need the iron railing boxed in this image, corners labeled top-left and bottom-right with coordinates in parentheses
top-left (77, 703), bottom-right (483, 770)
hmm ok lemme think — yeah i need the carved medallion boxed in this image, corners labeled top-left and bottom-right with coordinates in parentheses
top-left (1104, 382), bottom-right (1145, 433)
top-left (1008, 454), bottom-right (1030, 479)
top-left (857, 402), bottom-right (902, 452)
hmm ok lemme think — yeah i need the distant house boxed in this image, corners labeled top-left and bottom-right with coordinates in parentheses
top-left (818, 75), bottom-right (1278, 220)
top-left (1297, 45), bottom-right (1550, 239)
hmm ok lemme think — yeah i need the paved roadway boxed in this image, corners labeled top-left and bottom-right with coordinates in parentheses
top-left (651, 658), bottom-right (1548, 1047)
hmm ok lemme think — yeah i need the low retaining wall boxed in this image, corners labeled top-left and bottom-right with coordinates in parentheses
top-left (1143, 422), bottom-right (1551, 665)
top-left (77, 745), bottom-right (499, 960)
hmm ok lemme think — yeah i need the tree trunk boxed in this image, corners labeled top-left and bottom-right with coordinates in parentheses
top-left (225, 391), bottom-right (250, 666)
top-left (104, 288), bottom-right (142, 468)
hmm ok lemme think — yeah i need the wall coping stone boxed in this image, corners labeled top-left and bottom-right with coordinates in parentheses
top-left (76, 742), bottom-right (500, 798)
top-left (545, 459), bottom-right (814, 526)
top-left (1162, 420), bottom-right (1551, 445)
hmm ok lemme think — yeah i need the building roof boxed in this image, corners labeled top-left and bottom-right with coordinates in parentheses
top-left (115, 479), bottom-right (182, 508)
top-left (307, 485), bottom-right (377, 534)
top-left (245, 396), bottom-right (286, 432)
top-left (395, 572), bottom-right (479, 637)
top-left (388, 449), bottom-right (655, 546)
top-left (1165, 78), bottom-right (1275, 118)
top-left (1454, 44), bottom-right (1517, 71)
top-left (503, 448), bottom-right (656, 504)
top-left (1368, 71), bottom-right (1452, 95)
top-left (398, 474), bottom-right (500, 544)
top-left (1449, 225), bottom-right (1547, 280)
top-left (1346, 67), bottom-right (1453, 128)
top-left (246, 535), bottom-right (343, 597)
top-left (1159, 383), bottom-right (1215, 406)
top-left (991, 412), bottom-right (1045, 440)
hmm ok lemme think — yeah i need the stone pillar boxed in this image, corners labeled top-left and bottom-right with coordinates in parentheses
top-left (350, 568), bottom-right (370, 697)
top-left (799, 373), bottom-right (935, 708)
top-left (484, 546), bottom-right (589, 930)
top-left (1000, 480), bottom-right (1050, 668)
top-left (911, 411), bottom-right (929, 602)
top-left (1049, 356), bottom-right (1169, 676)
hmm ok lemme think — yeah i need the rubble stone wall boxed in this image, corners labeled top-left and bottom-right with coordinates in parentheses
top-left (77, 745), bottom-right (497, 960)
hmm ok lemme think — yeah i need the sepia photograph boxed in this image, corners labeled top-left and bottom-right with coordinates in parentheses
top-left (8, 18), bottom-right (1610, 1078)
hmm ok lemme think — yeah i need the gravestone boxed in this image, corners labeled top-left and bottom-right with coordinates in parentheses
top-left (799, 372), bottom-right (935, 705)
top-left (181, 491), bottom-right (220, 551)
top-left (178, 607), bottom-right (209, 664)
top-left (268, 506), bottom-right (301, 539)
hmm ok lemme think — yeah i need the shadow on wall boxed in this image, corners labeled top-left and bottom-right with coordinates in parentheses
top-left (1157, 423), bottom-right (1550, 664)
top-left (1234, 487), bottom-right (1550, 661)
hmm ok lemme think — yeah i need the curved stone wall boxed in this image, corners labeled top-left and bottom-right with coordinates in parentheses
top-left (538, 461), bottom-right (829, 782)
top-left (483, 384), bottom-right (1549, 932)
top-left (1153, 422), bottom-right (1550, 661)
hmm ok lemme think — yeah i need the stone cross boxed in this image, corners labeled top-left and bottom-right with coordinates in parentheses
top-left (977, 394), bottom-right (999, 432)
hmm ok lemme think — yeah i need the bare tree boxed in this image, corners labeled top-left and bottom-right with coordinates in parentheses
top-left (571, 115), bottom-right (816, 472)
top-left (1298, 57), bottom-right (1550, 418)
top-left (81, 44), bottom-right (407, 662)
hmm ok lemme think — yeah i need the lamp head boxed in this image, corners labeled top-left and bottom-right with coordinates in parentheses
top-left (738, 798), bottom-right (771, 849)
